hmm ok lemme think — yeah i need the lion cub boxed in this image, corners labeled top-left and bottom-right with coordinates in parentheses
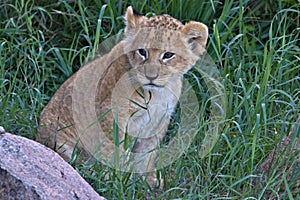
top-left (38, 6), bottom-right (208, 187)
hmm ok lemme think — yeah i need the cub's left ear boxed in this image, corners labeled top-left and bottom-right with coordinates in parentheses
top-left (181, 21), bottom-right (208, 55)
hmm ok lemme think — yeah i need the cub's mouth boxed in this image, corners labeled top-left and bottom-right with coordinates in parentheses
top-left (143, 83), bottom-right (163, 91)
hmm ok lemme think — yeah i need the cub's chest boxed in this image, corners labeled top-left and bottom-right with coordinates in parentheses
top-left (119, 88), bottom-right (178, 136)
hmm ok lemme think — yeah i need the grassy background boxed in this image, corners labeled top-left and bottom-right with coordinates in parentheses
top-left (0, 0), bottom-right (299, 199)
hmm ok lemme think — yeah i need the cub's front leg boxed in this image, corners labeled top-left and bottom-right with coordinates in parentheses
top-left (126, 106), bottom-right (171, 188)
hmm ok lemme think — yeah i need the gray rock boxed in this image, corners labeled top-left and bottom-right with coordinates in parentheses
top-left (0, 130), bottom-right (105, 200)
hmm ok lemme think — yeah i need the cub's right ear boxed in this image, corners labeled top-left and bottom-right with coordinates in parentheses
top-left (124, 6), bottom-right (147, 34)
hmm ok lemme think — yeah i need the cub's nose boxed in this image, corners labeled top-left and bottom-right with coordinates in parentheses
top-left (145, 74), bottom-right (159, 82)
top-left (144, 66), bottom-right (159, 81)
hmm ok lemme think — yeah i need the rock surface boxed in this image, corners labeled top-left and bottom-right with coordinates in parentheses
top-left (0, 127), bottom-right (105, 200)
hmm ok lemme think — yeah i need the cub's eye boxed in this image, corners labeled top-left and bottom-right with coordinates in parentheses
top-left (137, 49), bottom-right (147, 59)
top-left (162, 52), bottom-right (175, 60)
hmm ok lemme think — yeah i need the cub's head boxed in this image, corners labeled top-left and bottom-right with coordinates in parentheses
top-left (123, 6), bottom-right (208, 91)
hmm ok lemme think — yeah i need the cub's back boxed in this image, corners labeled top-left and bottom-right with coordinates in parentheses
top-left (38, 41), bottom-right (129, 160)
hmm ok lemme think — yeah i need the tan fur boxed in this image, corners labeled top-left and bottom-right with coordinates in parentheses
top-left (38, 6), bottom-right (208, 187)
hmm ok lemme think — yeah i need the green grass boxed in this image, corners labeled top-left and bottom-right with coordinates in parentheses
top-left (1, 0), bottom-right (299, 199)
